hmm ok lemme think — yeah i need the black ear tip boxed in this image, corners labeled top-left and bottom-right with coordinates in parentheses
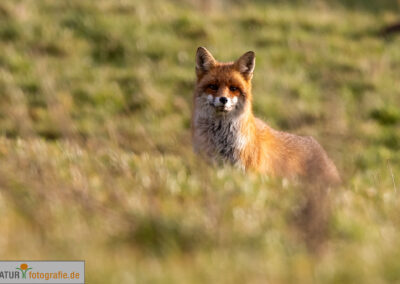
top-left (197, 46), bottom-right (207, 53)
top-left (247, 51), bottom-right (255, 57)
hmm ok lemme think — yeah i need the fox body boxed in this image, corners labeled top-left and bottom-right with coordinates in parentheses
top-left (192, 47), bottom-right (340, 185)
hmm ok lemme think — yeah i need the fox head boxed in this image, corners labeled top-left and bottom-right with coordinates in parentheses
top-left (194, 47), bottom-right (255, 116)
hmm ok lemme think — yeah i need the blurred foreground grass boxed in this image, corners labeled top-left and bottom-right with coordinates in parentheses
top-left (1, 0), bottom-right (400, 283)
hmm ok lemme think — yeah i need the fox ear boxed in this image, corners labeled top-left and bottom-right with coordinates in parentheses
top-left (235, 51), bottom-right (255, 80)
top-left (196, 47), bottom-right (216, 76)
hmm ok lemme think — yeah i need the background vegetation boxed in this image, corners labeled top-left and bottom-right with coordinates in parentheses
top-left (1, 0), bottom-right (400, 282)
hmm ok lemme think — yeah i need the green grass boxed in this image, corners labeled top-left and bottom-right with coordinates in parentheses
top-left (1, 0), bottom-right (400, 283)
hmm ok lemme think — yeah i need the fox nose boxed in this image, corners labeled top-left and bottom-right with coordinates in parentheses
top-left (219, 97), bottom-right (228, 104)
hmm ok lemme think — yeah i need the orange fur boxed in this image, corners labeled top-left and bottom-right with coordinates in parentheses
top-left (192, 47), bottom-right (340, 185)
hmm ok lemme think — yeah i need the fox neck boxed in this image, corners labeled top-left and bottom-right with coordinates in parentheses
top-left (196, 100), bottom-right (256, 166)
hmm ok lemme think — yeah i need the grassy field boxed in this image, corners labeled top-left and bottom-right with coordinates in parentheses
top-left (1, 0), bottom-right (400, 283)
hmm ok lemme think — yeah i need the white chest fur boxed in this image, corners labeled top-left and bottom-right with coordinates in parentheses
top-left (194, 110), bottom-right (247, 165)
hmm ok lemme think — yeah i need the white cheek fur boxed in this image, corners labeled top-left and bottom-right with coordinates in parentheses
top-left (203, 93), bottom-right (240, 109)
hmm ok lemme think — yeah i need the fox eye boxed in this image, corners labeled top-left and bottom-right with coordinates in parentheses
top-left (229, 86), bottom-right (238, 92)
top-left (208, 84), bottom-right (218, 91)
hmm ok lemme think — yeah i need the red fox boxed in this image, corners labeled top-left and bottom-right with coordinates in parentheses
top-left (192, 47), bottom-right (340, 185)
